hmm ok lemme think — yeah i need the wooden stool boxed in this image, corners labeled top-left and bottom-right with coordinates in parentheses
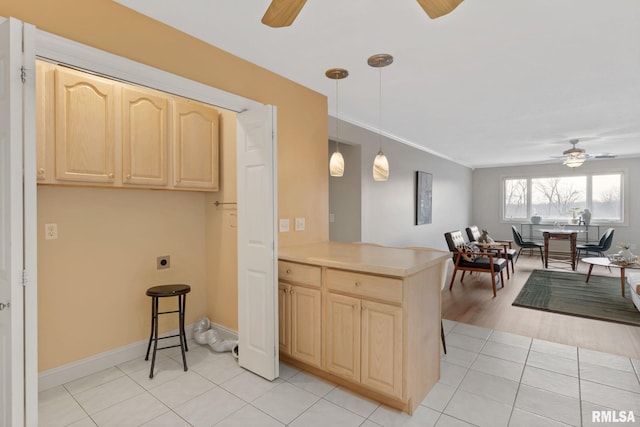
top-left (145, 284), bottom-right (191, 378)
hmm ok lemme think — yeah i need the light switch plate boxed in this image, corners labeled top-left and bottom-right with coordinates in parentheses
top-left (295, 217), bottom-right (305, 231)
top-left (279, 219), bottom-right (290, 232)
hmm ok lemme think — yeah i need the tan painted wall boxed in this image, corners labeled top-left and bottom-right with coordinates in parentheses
top-left (37, 187), bottom-right (208, 371)
top-left (3, 0), bottom-right (329, 370)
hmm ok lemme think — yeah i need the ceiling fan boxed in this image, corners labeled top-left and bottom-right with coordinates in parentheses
top-left (261, 0), bottom-right (464, 28)
top-left (552, 138), bottom-right (616, 168)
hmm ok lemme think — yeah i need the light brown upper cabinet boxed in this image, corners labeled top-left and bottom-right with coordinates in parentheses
top-left (121, 87), bottom-right (168, 187)
top-left (54, 66), bottom-right (116, 183)
top-left (172, 98), bottom-right (220, 190)
top-left (36, 61), bottom-right (220, 192)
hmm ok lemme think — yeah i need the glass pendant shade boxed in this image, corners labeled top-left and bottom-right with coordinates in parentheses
top-left (373, 150), bottom-right (389, 181)
top-left (329, 150), bottom-right (344, 176)
top-left (564, 155), bottom-right (585, 168)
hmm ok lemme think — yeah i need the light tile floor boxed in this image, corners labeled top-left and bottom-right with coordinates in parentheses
top-left (39, 320), bottom-right (640, 426)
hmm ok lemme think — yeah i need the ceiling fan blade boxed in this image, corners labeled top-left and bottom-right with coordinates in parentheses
top-left (261, 0), bottom-right (308, 28)
top-left (416, 0), bottom-right (464, 19)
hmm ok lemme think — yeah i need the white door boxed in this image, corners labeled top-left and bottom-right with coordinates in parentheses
top-left (0, 17), bottom-right (29, 427)
top-left (237, 105), bottom-right (278, 380)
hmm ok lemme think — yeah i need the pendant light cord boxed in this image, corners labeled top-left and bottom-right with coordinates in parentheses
top-left (335, 78), bottom-right (340, 153)
top-left (378, 67), bottom-right (383, 152)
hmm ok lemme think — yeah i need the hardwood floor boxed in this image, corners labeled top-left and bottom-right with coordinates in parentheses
top-left (441, 253), bottom-right (640, 359)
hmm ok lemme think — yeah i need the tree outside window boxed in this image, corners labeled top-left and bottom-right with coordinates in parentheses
top-left (531, 176), bottom-right (586, 218)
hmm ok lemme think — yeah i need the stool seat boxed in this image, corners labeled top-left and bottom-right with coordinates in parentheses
top-left (145, 284), bottom-right (191, 378)
top-left (146, 284), bottom-right (191, 297)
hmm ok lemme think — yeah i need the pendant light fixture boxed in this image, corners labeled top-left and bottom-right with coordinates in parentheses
top-left (326, 68), bottom-right (349, 177)
top-left (368, 53), bottom-right (393, 181)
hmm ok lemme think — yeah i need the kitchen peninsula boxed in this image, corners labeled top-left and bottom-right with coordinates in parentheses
top-left (278, 241), bottom-right (449, 414)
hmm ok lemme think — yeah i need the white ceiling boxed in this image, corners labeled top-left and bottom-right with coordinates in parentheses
top-left (114, 0), bottom-right (640, 168)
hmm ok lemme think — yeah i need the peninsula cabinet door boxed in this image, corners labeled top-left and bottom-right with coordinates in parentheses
top-left (121, 86), bottom-right (168, 187)
top-left (54, 67), bottom-right (115, 183)
top-left (290, 285), bottom-right (321, 367)
top-left (172, 98), bottom-right (219, 190)
top-left (278, 283), bottom-right (291, 355)
top-left (325, 293), bottom-right (361, 382)
top-left (361, 300), bottom-right (403, 398)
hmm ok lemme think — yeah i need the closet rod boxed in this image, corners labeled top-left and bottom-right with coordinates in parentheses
top-left (213, 201), bottom-right (237, 207)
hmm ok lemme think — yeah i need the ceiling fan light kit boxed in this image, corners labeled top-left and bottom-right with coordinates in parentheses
top-left (556, 138), bottom-right (615, 168)
top-left (326, 68), bottom-right (349, 177)
top-left (261, 0), bottom-right (463, 27)
top-left (369, 54), bottom-right (393, 182)
top-left (563, 156), bottom-right (586, 168)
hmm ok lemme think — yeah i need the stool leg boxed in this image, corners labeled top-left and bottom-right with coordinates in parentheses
top-left (145, 296), bottom-right (155, 361)
top-left (181, 293), bottom-right (188, 353)
top-left (149, 297), bottom-right (159, 378)
top-left (178, 294), bottom-right (188, 372)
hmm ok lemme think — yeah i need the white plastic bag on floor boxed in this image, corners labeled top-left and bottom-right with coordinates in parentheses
top-left (193, 317), bottom-right (237, 352)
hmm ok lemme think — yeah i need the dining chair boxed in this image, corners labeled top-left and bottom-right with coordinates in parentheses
top-left (576, 228), bottom-right (615, 258)
top-left (511, 225), bottom-right (544, 266)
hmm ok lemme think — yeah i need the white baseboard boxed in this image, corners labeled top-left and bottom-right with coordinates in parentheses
top-left (38, 322), bottom-right (236, 391)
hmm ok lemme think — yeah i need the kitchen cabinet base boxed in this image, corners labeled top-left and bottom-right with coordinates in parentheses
top-left (279, 354), bottom-right (437, 415)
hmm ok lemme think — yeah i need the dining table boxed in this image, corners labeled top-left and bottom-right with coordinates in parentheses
top-left (540, 229), bottom-right (580, 270)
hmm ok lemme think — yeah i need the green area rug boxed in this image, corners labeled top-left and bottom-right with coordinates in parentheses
top-left (513, 269), bottom-right (640, 326)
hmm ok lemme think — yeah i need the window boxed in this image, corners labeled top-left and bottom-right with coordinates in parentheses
top-left (531, 176), bottom-right (586, 217)
top-left (502, 172), bottom-right (624, 223)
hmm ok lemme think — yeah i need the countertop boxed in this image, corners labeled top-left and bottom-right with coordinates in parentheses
top-left (279, 241), bottom-right (449, 277)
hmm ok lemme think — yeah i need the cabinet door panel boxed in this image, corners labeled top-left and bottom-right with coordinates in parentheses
top-left (278, 284), bottom-right (291, 355)
top-left (54, 67), bottom-right (115, 183)
top-left (173, 98), bottom-right (219, 190)
top-left (361, 300), bottom-right (403, 398)
top-left (122, 86), bottom-right (168, 186)
top-left (325, 293), bottom-right (360, 382)
top-left (290, 286), bottom-right (321, 367)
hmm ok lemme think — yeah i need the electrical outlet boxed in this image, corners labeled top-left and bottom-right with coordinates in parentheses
top-left (157, 256), bottom-right (170, 270)
top-left (45, 223), bottom-right (58, 240)
top-left (295, 217), bottom-right (305, 231)
top-left (279, 219), bottom-right (290, 233)
top-left (329, 213), bottom-right (335, 223)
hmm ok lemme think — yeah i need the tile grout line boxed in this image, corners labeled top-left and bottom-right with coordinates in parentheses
top-left (577, 347), bottom-right (583, 427)
top-left (505, 334), bottom-right (533, 427)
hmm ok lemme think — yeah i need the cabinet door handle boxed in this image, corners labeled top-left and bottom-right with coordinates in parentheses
top-left (286, 269), bottom-right (292, 274)
top-left (289, 289), bottom-right (294, 295)
top-left (126, 174), bottom-right (131, 180)
top-left (354, 281), bottom-right (360, 287)
top-left (38, 168), bottom-right (45, 175)
top-left (108, 172), bottom-right (114, 179)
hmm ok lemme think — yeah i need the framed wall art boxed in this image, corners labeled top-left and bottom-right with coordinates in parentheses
top-left (416, 171), bottom-right (432, 225)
